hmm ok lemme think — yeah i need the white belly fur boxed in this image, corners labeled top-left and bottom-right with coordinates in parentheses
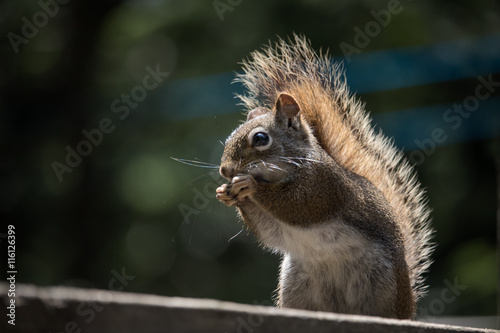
top-left (247, 211), bottom-right (397, 315)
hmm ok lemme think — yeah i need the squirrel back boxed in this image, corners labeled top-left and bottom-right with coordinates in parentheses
top-left (234, 35), bottom-right (434, 304)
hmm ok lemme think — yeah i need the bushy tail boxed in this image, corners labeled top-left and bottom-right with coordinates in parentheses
top-left (235, 35), bottom-right (434, 302)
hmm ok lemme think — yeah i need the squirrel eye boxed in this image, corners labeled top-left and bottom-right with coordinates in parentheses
top-left (252, 132), bottom-right (270, 148)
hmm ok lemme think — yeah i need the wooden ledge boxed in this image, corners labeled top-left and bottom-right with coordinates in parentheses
top-left (0, 284), bottom-right (497, 333)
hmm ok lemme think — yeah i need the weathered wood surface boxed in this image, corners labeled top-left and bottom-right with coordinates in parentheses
top-left (1, 283), bottom-right (497, 333)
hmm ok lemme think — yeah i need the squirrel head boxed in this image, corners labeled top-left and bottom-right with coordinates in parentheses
top-left (220, 93), bottom-right (316, 184)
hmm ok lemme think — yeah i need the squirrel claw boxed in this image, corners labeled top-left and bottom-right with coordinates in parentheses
top-left (216, 184), bottom-right (237, 207)
top-left (216, 175), bottom-right (256, 206)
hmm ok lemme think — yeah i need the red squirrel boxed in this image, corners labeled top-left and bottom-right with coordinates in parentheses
top-left (216, 35), bottom-right (433, 319)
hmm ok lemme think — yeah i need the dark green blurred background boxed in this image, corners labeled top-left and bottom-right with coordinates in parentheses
top-left (1, 0), bottom-right (499, 321)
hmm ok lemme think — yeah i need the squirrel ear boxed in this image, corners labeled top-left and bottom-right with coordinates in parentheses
top-left (275, 93), bottom-right (301, 128)
top-left (246, 107), bottom-right (268, 121)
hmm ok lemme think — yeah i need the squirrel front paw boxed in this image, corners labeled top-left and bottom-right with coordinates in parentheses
top-left (216, 174), bottom-right (257, 207)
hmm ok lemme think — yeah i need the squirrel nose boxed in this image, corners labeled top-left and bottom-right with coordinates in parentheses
top-left (220, 164), bottom-right (235, 180)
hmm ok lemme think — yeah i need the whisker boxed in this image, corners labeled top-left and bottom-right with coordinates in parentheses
top-left (278, 157), bottom-right (301, 167)
top-left (265, 162), bottom-right (285, 172)
top-left (280, 156), bottom-right (325, 165)
top-left (270, 165), bottom-right (285, 172)
top-left (186, 171), bottom-right (222, 186)
top-left (249, 160), bottom-right (285, 173)
top-left (297, 157), bottom-right (325, 164)
top-left (171, 157), bottom-right (220, 169)
top-left (228, 228), bottom-right (245, 242)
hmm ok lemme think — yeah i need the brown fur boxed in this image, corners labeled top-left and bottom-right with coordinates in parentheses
top-left (234, 35), bottom-right (434, 304)
top-left (217, 36), bottom-right (433, 319)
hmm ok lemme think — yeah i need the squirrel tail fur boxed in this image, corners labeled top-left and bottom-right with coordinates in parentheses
top-left (234, 34), bottom-right (434, 303)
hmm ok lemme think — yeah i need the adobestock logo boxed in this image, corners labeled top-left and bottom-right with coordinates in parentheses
top-left (213, 0), bottom-right (243, 21)
top-left (51, 64), bottom-right (170, 183)
top-left (339, 0), bottom-right (405, 63)
top-left (7, 0), bottom-right (71, 54)
top-left (408, 74), bottom-right (500, 166)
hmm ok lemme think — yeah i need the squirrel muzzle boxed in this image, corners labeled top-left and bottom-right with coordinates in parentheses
top-left (220, 164), bottom-right (235, 180)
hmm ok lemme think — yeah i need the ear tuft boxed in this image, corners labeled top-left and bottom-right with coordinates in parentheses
top-left (246, 107), bottom-right (268, 121)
